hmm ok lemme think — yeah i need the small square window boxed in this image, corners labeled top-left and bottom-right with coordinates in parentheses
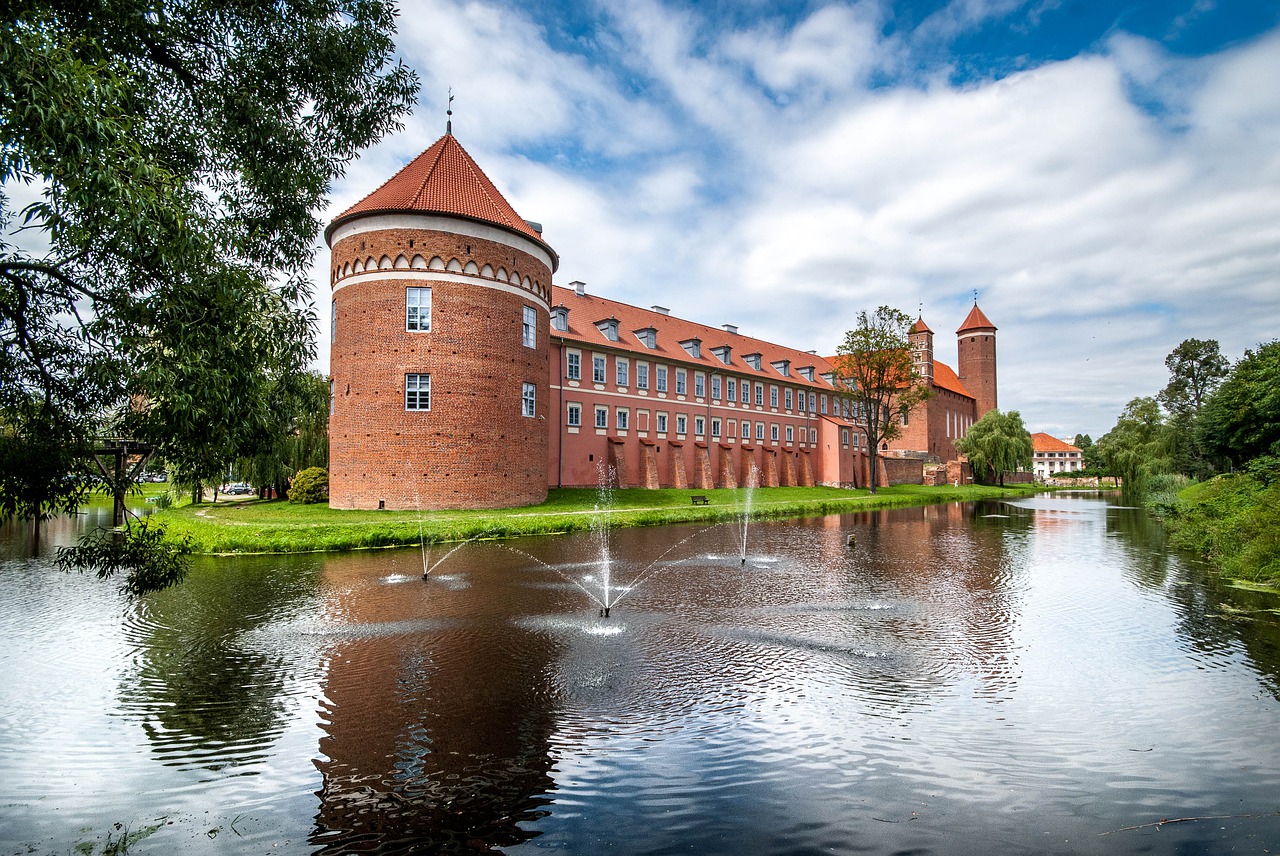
top-left (405, 373), bottom-right (431, 410)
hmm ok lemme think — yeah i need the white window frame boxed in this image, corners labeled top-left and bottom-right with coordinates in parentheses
top-left (656, 366), bottom-right (668, 392)
top-left (407, 287), bottom-right (431, 332)
top-left (756, 421), bottom-right (765, 441)
top-left (786, 425), bottom-right (794, 443)
top-left (567, 403), bottom-right (582, 426)
top-left (771, 424), bottom-right (779, 443)
top-left (521, 382), bottom-right (536, 417)
top-left (676, 369), bottom-right (687, 395)
top-left (657, 412), bottom-right (668, 433)
top-left (616, 408), bottom-right (629, 430)
top-left (694, 373), bottom-right (705, 397)
top-left (616, 357), bottom-right (629, 387)
top-left (676, 414), bottom-right (687, 435)
top-left (711, 376), bottom-right (722, 400)
top-left (522, 305), bottom-right (536, 348)
top-left (567, 351), bottom-right (581, 380)
top-left (755, 384), bottom-right (764, 407)
top-left (711, 417), bottom-right (721, 438)
top-left (727, 378), bottom-right (737, 402)
top-left (637, 362), bottom-right (649, 390)
top-left (593, 355), bottom-right (607, 384)
top-left (695, 416), bottom-right (705, 436)
top-left (770, 386), bottom-right (779, 408)
top-left (405, 373), bottom-right (430, 411)
top-left (595, 406), bottom-right (609, 429)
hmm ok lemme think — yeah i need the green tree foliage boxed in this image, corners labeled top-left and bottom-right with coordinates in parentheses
top-left (1097, 396), bottom-right (1170, 492)
top-left (288, 467), bottom-right (329, 504)
top-left (953, 409), bottom-right (1032, 486)
top-left (237, 370), bottom-right (330, 499)
top-left (831, 306), bottom-right (933, 493)
top-left (1073, 433), bottom-right (1104, 471)
top-left (1198, 341), bottom-right (1280, 468)
top-left (1, 1), bottom-right (416, 589)
top-left (0, 403), bottom-right (95, 548)
top-left (1157, 338), bottom-right (1229, 479)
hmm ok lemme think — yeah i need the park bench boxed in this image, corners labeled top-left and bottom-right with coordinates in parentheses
top-left (691, 495), bottom-right (709, 505)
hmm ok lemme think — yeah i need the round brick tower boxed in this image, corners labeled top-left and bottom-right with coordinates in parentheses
top-left (956, 302), bottom-right (997, 419)
top-left (325, 134), bottom-right (558, 510)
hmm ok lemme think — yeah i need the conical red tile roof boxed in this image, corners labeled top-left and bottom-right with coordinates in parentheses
top-left (957, 303), bottom-right (996, 333)
top-left (326, 135), bottom-right (553, 257)
top-left (910, 317), bottom-right (933, 334)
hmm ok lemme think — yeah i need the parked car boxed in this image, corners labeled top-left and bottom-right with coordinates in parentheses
top-left (225, 483), bottom-right (253, 495)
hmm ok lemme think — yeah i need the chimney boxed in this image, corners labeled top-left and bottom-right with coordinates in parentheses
top-left (652, 305), bottom-right (670, 315)
top-left (722, 324), bottom-right (738, 335)
top-left (571, 280), bottom-right (586, 296)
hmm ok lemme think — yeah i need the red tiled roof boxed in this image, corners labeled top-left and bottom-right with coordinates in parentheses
top-left (1031, 432), bottom-right (1080, 453)
top-left (931, 361), bottom-right (973, 398)
top-left (326, 134), bottom-right (552, 252)
top-left (910, 317), bottom-right (933, 334)
top-left (957, 303), bottom-right (996, 333)
top-left (551, 286), bottom-right (837, 391)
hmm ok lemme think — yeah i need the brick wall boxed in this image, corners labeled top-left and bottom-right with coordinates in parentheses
top-left (329, 224), bottom-right (551, 510)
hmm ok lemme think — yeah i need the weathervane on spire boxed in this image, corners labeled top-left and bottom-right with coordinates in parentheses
top-left (446, 87), bottom-right (454, 135)
top-left (973, 288), bottom-right (978, 305)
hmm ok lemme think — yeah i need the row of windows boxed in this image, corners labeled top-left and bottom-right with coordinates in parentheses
top-left (331, 289), bottom-right (540, 349)
top-left (565, 403), bottom-right (821, 444)
top-left (564, 351), bottom-right (858, 417)
top-left (401, 373), bottom-right (538, 417)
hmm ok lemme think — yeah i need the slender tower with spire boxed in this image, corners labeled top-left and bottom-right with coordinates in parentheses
top-left (324, 113), bottom-right (558, 510)
top-left (956, 300), bottom-right (997, 419)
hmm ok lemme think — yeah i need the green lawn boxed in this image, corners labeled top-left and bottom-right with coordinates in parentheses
top-left (150, 483), bottom-right (1042, 555)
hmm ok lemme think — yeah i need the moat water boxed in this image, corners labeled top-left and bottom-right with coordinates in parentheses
top-left (3, 494), bottom-right (1280, 855)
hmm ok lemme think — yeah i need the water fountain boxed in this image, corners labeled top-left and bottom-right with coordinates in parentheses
top-left (741, 462), bottom-right (759, 565)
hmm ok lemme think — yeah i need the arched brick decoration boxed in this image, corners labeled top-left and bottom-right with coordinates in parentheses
top-left (326, 134), bottom-right (558, 510)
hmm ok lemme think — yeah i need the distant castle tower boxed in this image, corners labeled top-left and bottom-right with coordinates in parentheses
top-left (956, 302), bottom-right (997, 419)
top-left (909, 316), bottom-right (934, 384)
top-left (325, 134), bottom-right (558, 510)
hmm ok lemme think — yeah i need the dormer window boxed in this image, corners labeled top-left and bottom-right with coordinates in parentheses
top-left (744, 352), bottom-right (762, 371)
top-left (680, 337), bottom-right (702, 359)
top-left (551, 305), bottom-right (569, 332)
top-left (820, 371), bottom-right (836, 386)
top-left (798, 365), bottom-right (815, 381)
top-left (711, 345), bottom-right (732, 365)
top-left (771, 359), bottom-right (791, 377)
top-left (634, 327), bottom-right (657, 349)
top-left (595, 317), bottom-right (620, 342)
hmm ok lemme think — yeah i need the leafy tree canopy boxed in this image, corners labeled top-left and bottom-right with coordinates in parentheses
top-left (1, 0), bottom-right (417, 586)
top-left (1097, 396), bottom-right (1170, 491)
top-left (1199, 340), bottom-right (1280, 467)
top-left (831, 306), bottom-right (932, 493)
top-left (1158, 338), bottom-right (1229, 418)
top-left (954, 409), bottom-right (1032, 486)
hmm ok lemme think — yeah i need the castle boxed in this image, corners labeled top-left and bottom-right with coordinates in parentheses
top-left (326, 134), bottom-right (997, 510)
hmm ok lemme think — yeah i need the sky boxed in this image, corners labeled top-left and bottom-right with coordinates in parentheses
top-left (313, 0), bottom-right (1280, 440)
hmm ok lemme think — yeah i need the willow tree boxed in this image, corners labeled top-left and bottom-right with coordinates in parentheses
top-left (831, 306), bottom-right (933, 493)
top-left (954, 409), bottom-right (1033, 486)
top-left (1, 0), bottom-right (417, 590)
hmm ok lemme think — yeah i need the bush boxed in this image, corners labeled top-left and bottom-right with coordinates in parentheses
top-left (288, 467), bottom-right (329, 504)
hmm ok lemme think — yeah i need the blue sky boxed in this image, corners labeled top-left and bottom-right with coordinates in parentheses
top-left (316, 0), bottom-right (1280, 438)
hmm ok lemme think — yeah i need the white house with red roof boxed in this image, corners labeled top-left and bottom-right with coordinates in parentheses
top-left (1031, 433), bottom-right (1083, 480)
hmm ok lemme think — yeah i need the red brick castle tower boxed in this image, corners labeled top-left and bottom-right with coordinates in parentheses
top-left (956, 302), bottom-right (997, 419)
top-left (325, 134), bottom-right (558, 509)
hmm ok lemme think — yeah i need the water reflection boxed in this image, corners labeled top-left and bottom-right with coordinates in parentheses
top-left (118, 555), bottom-right (327, 772)
top-left (310, 547), bottom-right (563, 852)
top-left (5, 495), bottom-right (1280, 854)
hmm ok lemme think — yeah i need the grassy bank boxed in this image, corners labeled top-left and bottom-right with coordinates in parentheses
top-left (151, 483), bottom-right (1041, 555)
top-left (1156, 472), bottom-right (1280, 587)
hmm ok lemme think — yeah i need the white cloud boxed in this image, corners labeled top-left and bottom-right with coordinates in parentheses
top-left (311, 1), bottom-right (1280, 440)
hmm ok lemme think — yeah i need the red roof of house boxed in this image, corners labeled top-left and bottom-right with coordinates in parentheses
top-left (1031, 432), bottom-right (1080, 453)
top-left (551, 285), bottom-right (838, 391)
top-left (957, 303), bottom-right (996, 333)
top-left (931, 361), bottom-right (973, 398)
top-left (326, 135), bottom-right (555, 261)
